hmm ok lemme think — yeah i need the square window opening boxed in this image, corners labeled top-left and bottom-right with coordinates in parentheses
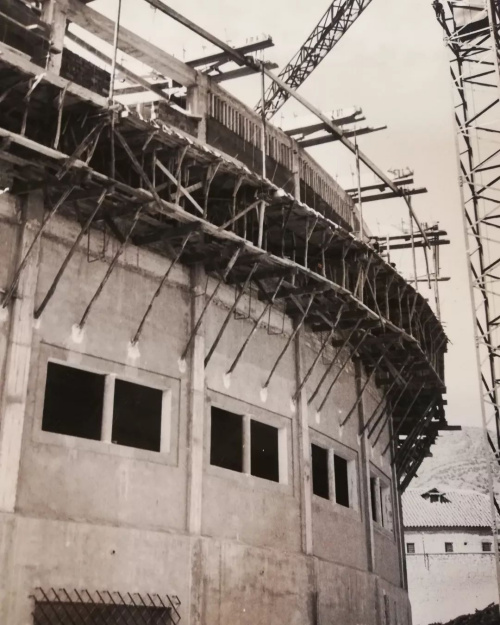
top-left (251, 419), bottom-right (279, 483)
top-left (112, 379), bottom-right (163, 452)
top-left (482, 542), bottom-right (492, 552)
top-left (42, 362), bottom-right (104, 440)
top-left (334, 454), bottom-right (350, 508)
top-left (445, 542), bottom-right (454, 553)
top-left (210, 407), bottom-right (243, 473)
top-left (406, 543), bottom-right (415, 554)
top-left (311, 444), bottom-right (329, 499)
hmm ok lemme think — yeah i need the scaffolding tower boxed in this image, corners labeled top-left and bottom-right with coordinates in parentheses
top-left (434, 0), bottom-right (500, 602)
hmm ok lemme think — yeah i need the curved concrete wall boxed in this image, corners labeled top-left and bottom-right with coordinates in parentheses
top-left (0, 194), bottom-right (410, 625)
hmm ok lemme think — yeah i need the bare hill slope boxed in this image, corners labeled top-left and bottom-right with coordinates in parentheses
top-left (410, 427), bottom-right (500, 496)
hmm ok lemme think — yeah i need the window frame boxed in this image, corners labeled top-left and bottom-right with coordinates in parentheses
top-left (207, 396), bottom-right (290, 488)
top-left (406, 542), bottom-right (416, 554)
top-left (369, 467), bottom-right (394, 533)
top-left (309, 431), bottom-right (360, 513)
top-left (445, 542), bottom-right (454, 553)
top-left (482, 541), bottom-right (492, 552)
top-left (34, 346), bottom-right (178, 466)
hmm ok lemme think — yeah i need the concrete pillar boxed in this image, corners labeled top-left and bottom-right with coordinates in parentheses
top-left (186, 264), bottom-right (207, 625)
top-left (356, 358), bottom-right (375, 573)
top-left (390, 417), bottom-right (408, 590)
top-left (0, 191), bottom-right (42, 512)
top-left (42, 0), bottom-right (68, 75)
top-left (187, 74), bottom-right (209, 143)
top-left (295, 326), bottom-right (313, 555)
top-left (186, 263), bottom-right (206, 535)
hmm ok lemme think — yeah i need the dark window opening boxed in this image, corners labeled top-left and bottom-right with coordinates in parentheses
top-left (334, 454), bottom-right (350, 508)
top-left (445, 542), bottom-right (454, 553)
top-left (210, 407), bottom-right (243, 472)
top-left (311, 444), bottom-right (329, 499)
top-left (482, 542), bottom-right (492, 552)
top-left (42, 362), bottom-right (104, 440)
top-left (112, 379), bottom-right (162, 452)
top-left (251, 419), bottom-right (279, 483)
top-left (406, 543), bottom-right (415, 554)
top-left (370, 477), bottom-right (379, 522)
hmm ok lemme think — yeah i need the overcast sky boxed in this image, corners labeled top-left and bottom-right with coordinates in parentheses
top-left (93, 0), bottom-right (481, 427)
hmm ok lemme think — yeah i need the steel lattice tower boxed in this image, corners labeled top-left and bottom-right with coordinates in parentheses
top-left (256, 0), bottom-right (375, 119)
top-left (434, 0), bottom-right (500, 602)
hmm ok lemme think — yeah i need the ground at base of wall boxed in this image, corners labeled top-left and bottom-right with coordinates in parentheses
top-left (430, 604), bottom-right (500, 625)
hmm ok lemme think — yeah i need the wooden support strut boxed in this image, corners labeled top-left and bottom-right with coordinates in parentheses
top-left (204, 262), bottom-right (259, 367)
top-left (339, 344), bottom-right (391, 427)
top-left (226, 276), bottom-right (286, 376)
top-left (395, 400), bottom-right (436, 471)
top-left (1, 185), bottom-right (75, 309)
top-left (308, 318), bottom-right (363, 405)
top-left (34, 189), bottom-right (108, 319)
top-left (292, 301), bottom-right (347, 401)
top-left (370, 368), bottom-right (417, 447)
top-left (131, 229), bottom-right (196, 346)
top-left (359, 357), bottom-right (413, 436)
top-left (181, 245), bottom-right (243, 361)
top-left (77, 202), bottom-right (145, 329)
top-left (155, 155), bottom-right (203, 214)
top-left (218, 199), bottom-right (261, 231)
top-left (262, 294), bottom-right (315, 390)
top-left (383, 384), bottom-right (428, 457)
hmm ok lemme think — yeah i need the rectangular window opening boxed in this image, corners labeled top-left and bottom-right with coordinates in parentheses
top-left (42, 362), bottom-right (105, 441)
top-left (370, 477), bottom-right (379, 522)
top-left (251, 419), bottom-right (279, 483)
top-left (311, 444), bottom-right (329, 499)
top-left (112, 379), bottom-right (162, 452)
top-left (406, 543), bottom-right (415, 554)
top-left (210, 407), bottom-right (243, 473)
top-left (445, 542), bottom-right (454, 553)
top-left (334, 454), bottom-right (350, 508)
top-left (482, 542), bottom-right (492, 552)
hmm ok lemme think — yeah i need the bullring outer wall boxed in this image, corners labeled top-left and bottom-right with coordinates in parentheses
top-left (0, 190), bottom-right (409, 625)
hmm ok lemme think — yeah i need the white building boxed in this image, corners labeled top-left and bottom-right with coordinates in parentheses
top-left (403, 488), bottom-right (499, 625)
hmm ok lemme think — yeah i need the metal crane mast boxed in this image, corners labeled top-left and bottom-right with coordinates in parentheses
top-left (256, 0), bottom-right (375, 119)
top-left (433, 0), bottom-right (500, 605)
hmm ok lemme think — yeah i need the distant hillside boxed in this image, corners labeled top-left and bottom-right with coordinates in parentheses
top-left (430, 603), bottom-right (499, 625)
top-left (411, 426), bottom-right (500, 497)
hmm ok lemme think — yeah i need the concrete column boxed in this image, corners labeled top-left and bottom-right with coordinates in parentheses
top-left (390, 418), bottom-right (408, 590)
top-left (42, 0), bottom-right (68, 75)
top-left (186, 264), bottom-right (206, 535)
top-left (356, 358), bottom-right (375, 572)
top-left (187, 74), bottom-right (209, 143)
top-left (295, 326), bottom-right (313, 555)
top-left (0, 192), bottom-right (42, 512)
top-left (186, 264), bottom-right (207, 625)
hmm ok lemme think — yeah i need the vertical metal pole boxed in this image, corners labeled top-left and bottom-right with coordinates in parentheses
top-left (433, 241), bottom-right (441, 319)
top-left (355, 136), bottom-right (363, 240)
top-left (408, 195), bottom-right (418, 290)
top-left (258, 67), bottom-right (267, 248)
top-left (109, 0), bottom-right (122, 104)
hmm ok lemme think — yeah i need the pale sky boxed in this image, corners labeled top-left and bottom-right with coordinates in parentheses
top-left (91, 0), bottom-right (481, 427)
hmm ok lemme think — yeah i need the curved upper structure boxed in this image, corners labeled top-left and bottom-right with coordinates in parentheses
top-left (0, 2), bottom-right (447, 625)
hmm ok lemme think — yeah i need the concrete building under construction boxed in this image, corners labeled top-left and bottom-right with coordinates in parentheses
top-left (0, 1), bottom-right (448, 624)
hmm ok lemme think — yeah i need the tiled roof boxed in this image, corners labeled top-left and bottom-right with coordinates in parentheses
top-left (403, 489), bottom-right (495, 528)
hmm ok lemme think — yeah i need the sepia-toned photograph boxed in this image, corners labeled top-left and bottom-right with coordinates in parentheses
top-left (0, 0), bottom-right (499, 624)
